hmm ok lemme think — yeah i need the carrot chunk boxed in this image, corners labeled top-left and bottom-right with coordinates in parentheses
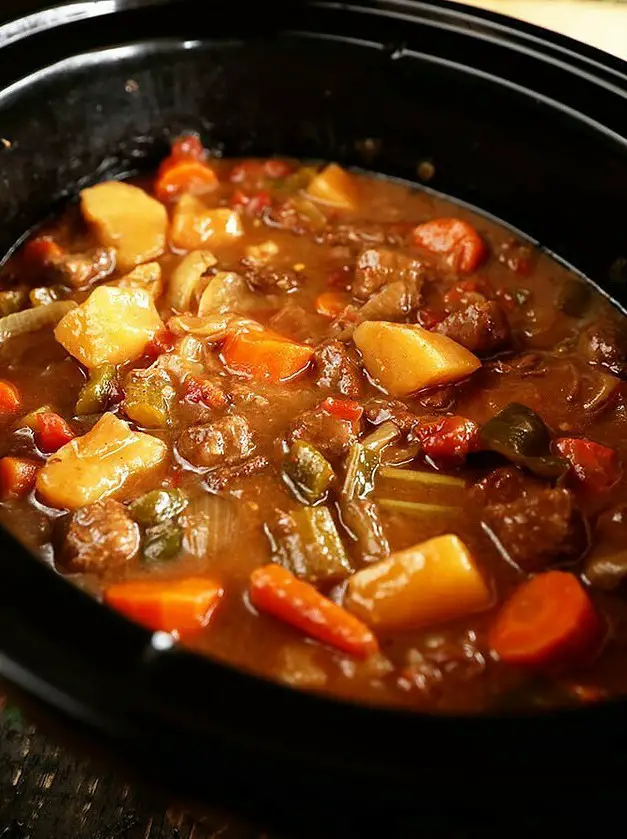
top-left (33, 412), bottom-right (75, 452)
top-left (250, 564), bottom-right (378, 659)
top-left (0, 456), bottom-right (39, 500)
top-left (413, 218), bottom-right (486, 273)
top-left (0, 380), bottom-right (21, 415)
top-left (221, 329), bottom-right (313, 382)
top-left (155, 160), bottom-right (218, 202)
top-left (320, 397), bottom-right (363, 426)
top-left (489, 571), bottom-right (601, 667)
top-left (315, 291), bottom-right (350, 319)
top-left (104, 577), bottom-right (224, 634)
top-left (555, 437), bottom-right (621, 494)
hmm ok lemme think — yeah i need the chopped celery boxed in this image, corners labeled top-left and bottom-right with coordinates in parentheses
top-left (130, 488), bottom-right (187, 527)
top-left (362, 420), bottom-right (400, 453)
top-left (377, 498), bottom-right (460, 515)
top-left (123, 367), bottom-right (177, 428)
top-left (342, 443), bottom-right (379, 500)
top-left (142, 521), bottom-right (183, 563)
top-left (271, 506), bottom-right (352, 584)
top-left (284, 440), bottom-right (334, 504)
top-left (75, 363), bottom-right (117, 415)
top-left (341, 496), bottom-right (389, 564)
top-left (378, 466), bottom-right (465, 488)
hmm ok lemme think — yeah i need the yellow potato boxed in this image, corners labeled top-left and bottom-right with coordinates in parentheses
top-left (81, 181), bottom-right (167, 270)
top-left (36, 413), bottom-right (168, 509)
top-left (55, 286), bottom-right (163, 369)
top-left (170, 195), bottom-right (243, 251)
top-left (345, 534), bottom-right (493, 631)
top-left (110, 262), bottom-right (163, 299)
top-left (166, 249), bottom-right (216, 313)
top-left (353, 321), bottom-right (480, 396)
top-left (306, 164), bottom-right (357, 210)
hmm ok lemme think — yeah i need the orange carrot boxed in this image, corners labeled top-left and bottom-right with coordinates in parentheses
top-left (221, 329), bottom-right (314, 382)
top-left (0, 456), bottom-right (39, 500)
top-left (320, 397), bottom-right (363, 426)
top-left (489, 571), bottom-right (601, 668)
top-left (33, 412), bottom-right (75, 452)
top-left (315, 290), bottom-right (350, 318)
top-left (413, 218), bottom-right (486, 273)
top-left (23, 236), bottom-right (64, 266)
top-left (249, 564), bottom-right (379, 659)
top-left (155, 159), bottom-right (218, 202)
top-left (104, 577), bottom-right (224, 634)
top-left (0, 380), bottom-right (21, 415)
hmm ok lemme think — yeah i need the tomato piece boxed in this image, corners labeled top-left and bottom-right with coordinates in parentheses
top-left (416, 308), bottom-right (444, 330)
top-left (144, 329), bottom-right (177, 361)
top-left (315, 291), bottom-right (350, 319)
top-left (321, 397), bottom-right (364, 428)
top-left (263, 159), bottom-right (294, 179)
top-left (33, 412), bottom-right (75, 452)
top-left (170, 134), bottom-right (207, 162)
top-left (23, 237), bottom-right (65, 267)
top-left (230, 161), bottom-right (264, 184)
top-left (556, 437), bottom-right (621, 494)
top-left (413, 416), bottom-right (479, 464)
top-left (0, 380), bottom-right (21, 415)
top-left (413, 218), bottom-right (487, 273)
top-left (0, 456), bottom-right (39, 500)
top-left (183, 375), bottom-right (228, 410)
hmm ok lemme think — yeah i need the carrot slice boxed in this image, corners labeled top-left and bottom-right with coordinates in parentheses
top-left (222, 329), bottom-right (314, 382)
top-left (413, 218), bottom-right (486, 273)
top-left (33, 412), bottom-right (75, 452)
top-left (104, 577), bottom-right (224, 634)
top-left (250, 564), bottom-right (378, 659)
top-left (155, 159), bottom-right (218, 202)
top-left (0, 456), bottom-right (39, 500)
top-left (0, 380), bottom-right (21, 415)
top-left (489, 571), bottom-right (601, 667)
top-left (315, 291), bottom-right (350, 318)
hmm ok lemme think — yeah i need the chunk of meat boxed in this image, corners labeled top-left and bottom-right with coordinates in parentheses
top-left (241, 262), bottom-right (303, 293)
top-left (482, 487), bottom-right (587, 572)
top-left (288, 406), bottom-right (358, 460)
top-left (205, 454), bottom-right (270, 492)
top-left (471, 466), bottom-right (534, 506)
top-left (353, 247), bottom-right (426, 301)
top-left (363, 397), bottom-right (418, 433)
top-left (357, 278), bottom-right (421, 323)
top-left (177, 415), bottom-right (255, 469)
top-left (434, 300), bottom-right (510, 356)
top-left (65, 499), bottom-right (140, 574)
top-left (313, 340), bottom-right (363, 397)
top-left (268, 302), bottom-right (327, 344)
top-left (577, 320), bottom-right (627, 377)
top-left (418, 385), bottom-right (458, 413)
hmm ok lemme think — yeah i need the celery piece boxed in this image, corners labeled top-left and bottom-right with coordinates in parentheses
top-left (75, 363), bottom-right (117, 415)
top-left (142, 521), bottom-right (183, 563)
top-left (362, 420), bottom-right (400, 453)
top-left (341, 496), bottom-right (389, 564)
top-left (123, 367), bottom-right (177, 428)
top-left (284, 440), bottom-right (334, 504)
top-left (377, 498), bottom-right (460, 515)
top-left (130, 488), bottom-right (187, 527)
top-left (272, 506), bottom-right (353, 584)
top-left (378, 466), bottom-right (465, 488)
top-left (342, 443), bottom-right (379, 500)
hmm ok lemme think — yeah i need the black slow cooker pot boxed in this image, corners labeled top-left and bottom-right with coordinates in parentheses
top-left (1, 1), bottom-right (627, 834)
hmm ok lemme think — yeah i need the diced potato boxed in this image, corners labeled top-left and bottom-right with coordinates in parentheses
top-left (344, 534), bottom-right (493, 631)
top-left (353, 321), bottom-right (480, 396)
top-left (170, 195), bottom-right (243, 251)
top-left (110, 262), bottom-right (163, 299)
top-left (306, 164), bottom-right (357, 211)
top-left (54, 286), bottom-right (163, 369)
top-left (81, 181), bottom-right (167, 270)
top-left (166, 250), bottom-right (217, 313)
top-left (36, 413), bottom-right (168, 509)
top-left (197, 271), bottom-right (257, 316)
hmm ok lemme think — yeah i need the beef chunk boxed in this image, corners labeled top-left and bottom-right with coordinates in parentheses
top-left (205, 454), bottom-right (270, 492)
top-left (319, 223), bottom-right (388, 249)
top-left (363, 397), bottom-right (418, 433)
top-left (313, 340), bottom-right (363, 397)
top-left (471, 466), bottom-right (532, 506)
top-left (418, 385), bottom-right (458, 413)
top-left (289, 406), bottom-right (358, 460)
top-left (434, 300), bottom-right (510, 356)
top-left (353, 247), bottom-right (426, 300)
top-left (577, 320), bottom-right (627, 377)
top-left (482, 486), bottom-right (586, 571)
top-left (357, 277), bottom-right (421, 322)
top-left (269, 302), bottom-right (327, 344)
top-left (241, 262), bottom-right (303, 293)
top-left (65, 499), bottom-right (140, 574)
top-left (178, 415), bottom-right (255, 469)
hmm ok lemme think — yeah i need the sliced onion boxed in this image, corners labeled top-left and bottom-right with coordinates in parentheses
top-left (168, 312), bottom-right (262, 342)
top-left (0, 300), bottom-right (77, 343)
top-left (181, 492), bottom-right (237, 559)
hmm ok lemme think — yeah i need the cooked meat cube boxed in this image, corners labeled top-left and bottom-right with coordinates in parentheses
top-left (418, 385), bottom-right (458, 412)
top-left (471, 466), bottom-right (535, 506)
top-left (357, 277), bottom-right (422, 322)
top-left (353, 247), bottom-right (426, 301)
top-left (177, 414), bottom-right (255, 469)
top-left (577, 320), bottom-right (627, 377)
top-left (288, 406), bottom-right (358, 460)
top-left (482, 487), bottom-right (587, 571)
top-left (585, 551), bottom-right (627, 591)
top-left (241, 262), bottom-right (303, 293)
top-left (434, 300), bottom-right (510, 356)
top-left (65, 499), bottom-right (140, 574)
top-left (205, 454), bottom-right (270, 491)
top-left (269, 302), bottom-right (327, 344)
top-left (320, 222), bottom-right (388, 249)
top-left (313, 340), bottom-right (364, 397)
top-left (363, 397), bottom-right (418, 433)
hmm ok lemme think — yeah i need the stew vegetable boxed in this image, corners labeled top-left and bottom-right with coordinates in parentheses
top-left (2, 136), bottom-right (627, 712)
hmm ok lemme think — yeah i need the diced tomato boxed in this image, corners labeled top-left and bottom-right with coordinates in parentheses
top-left (0, 380), bottom-right (21, 415)
top-left (263, 159), bottom-right (294, 179)
top-left (556, 437), bottom-right (621, 494)
top-left (169, 134), bottom-right (207, 162)
top-left (443, 278), bottom-right (492, 310)
top-left (413, 416), bottom-right (480, 464)
top-left (230, 189), bottom-right (272, 217)
top-left (413, 218), bottom-right (487, 273)
top-left (321, 397), bottom-right (363, 429)
top-left (0, 456), bottom-right (39, 500)
top-left (33, 412), bottom-right (75, 452)
top-left (416, 308), bottom-right (444, 330)
top-left (230, 160), bottom-right (264, 184)
top-left (144, 329), bottom-right (177, 360)
top-left (23, 237), bottom-right (64, 267)
top-left (315, 291), bottom-right (350, 319)
top-left (183, 375), bottom-right (228, 410)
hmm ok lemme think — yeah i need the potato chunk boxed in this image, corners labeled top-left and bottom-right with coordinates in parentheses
top-left (36, 413), bottom-right (168, 509)
top-left (345, 534), bottom-right (493, 631)
top-left (54, 286), bottom-right (163, 369)
top-left (353, 321), bottom-right (480, 396)
top-left (306, 164), bottom-right (357, 210)
top-left (81, 181), bottom-right (167, 270)
top-left (170, 195), bottom-right (243, 251)
top-left (110, 262), bottom-right (163, 299)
